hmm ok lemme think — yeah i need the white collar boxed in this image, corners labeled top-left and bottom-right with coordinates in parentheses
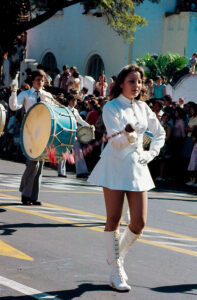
top-left (68, 105), bottom-right (74, 111)
top-left (31, 87), bottom-right (43, 93)
top-left (116, 94), bottom-right (134, 106)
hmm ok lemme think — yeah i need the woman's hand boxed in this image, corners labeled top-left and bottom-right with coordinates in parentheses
top-left (138, 150), bottom-right (157, 165)
top-left (125, 123), bottom-right (135, 133)
top-left (124, 124), bottom-right (137, 144)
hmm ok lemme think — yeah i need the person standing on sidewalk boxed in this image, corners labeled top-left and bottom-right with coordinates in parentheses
top-left (88, 64), bottom-right (165, 291)
top-left (9, 69), bottom-right (54, 205)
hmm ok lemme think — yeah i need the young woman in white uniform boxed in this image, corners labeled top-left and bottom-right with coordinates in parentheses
top-left (88, 64), bottom-right (165, 292)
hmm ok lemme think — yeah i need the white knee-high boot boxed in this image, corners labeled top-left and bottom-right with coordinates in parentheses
top-left (104, 231), bottom-right (131, 291)
top-left (119, 227), bottom-right (140, 280)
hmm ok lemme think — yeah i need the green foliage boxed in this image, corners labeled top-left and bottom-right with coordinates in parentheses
top-left (94, 0), bottom-right (147, 41)
top-left (81, 0), bottom-right (160, 41)
top-left (136, 53), bottom-right (188, 82)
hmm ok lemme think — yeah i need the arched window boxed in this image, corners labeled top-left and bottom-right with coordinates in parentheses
top-left (86, 55), bottom-right (104, 81)
top-left (41, 52), bottom-right (57, 77)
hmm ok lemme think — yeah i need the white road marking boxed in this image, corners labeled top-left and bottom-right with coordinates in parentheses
top-left (0, 275), bottom-right (62, 299)
top-left (0, 174), bottom-right (196, 197)
top-left (0, 174), bottom-right (102, 191)
top-left (0, 197), bottom-right (17, 200)
top-left (143, 231), bottom-right (195, 241)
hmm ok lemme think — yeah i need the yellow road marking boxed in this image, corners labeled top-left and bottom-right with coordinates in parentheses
top-left (0, 240), bottom-right (33, 261)
top-left (145, 226), bottom-right (197, 242)
top-left (0, 189), bottom-right (196, 199)
top-left (2, 205), bottom-right (104, 232)
top-left (2, 203), bottom-right (197, 258)
top-left (44, 202), bottom-right (106, 220)
top-left (0, 193), bottom-right (20, 200)
top-left (0, 189), bottom-right (18, 192)
top-left (1, 192), bottom-right (197, 257)
top-left (168, 210), bottom-right (197, 219)
top-left (42, 190), bottom-right (102, 194)
top-left (0, 189), bottom-right (102, 194)
top-left (138, 239), bottom-right (197, 257)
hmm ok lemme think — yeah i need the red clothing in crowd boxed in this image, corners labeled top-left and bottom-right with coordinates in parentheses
top-left (86, 110), bottom-right (99, 125)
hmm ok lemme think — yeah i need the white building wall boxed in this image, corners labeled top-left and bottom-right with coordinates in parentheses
top-left (187, 12), bottom-right (197, 58)
top-left (26, 4), bottom-right (127, 81)
top-left (167, 74), bottom-right (197, 104)
top-left (162, 12), bottom-right (189, 56)
top-left (132, 0), bottom-right (177, 62)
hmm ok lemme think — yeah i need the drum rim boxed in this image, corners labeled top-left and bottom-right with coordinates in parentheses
top-left (20, 103), bottom-right (54, 160)
top-left (20, 103), bottom-right (77, 161)
top-left (0, 103), bottom-right (6, 137)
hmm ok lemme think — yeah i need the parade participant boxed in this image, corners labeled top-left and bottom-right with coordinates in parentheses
top-left (58, 94), bottom-right (94, 178)
top-left (88, 64), bottom-right (165, 291)
top-left (9, 69), bottom-right (55, 205)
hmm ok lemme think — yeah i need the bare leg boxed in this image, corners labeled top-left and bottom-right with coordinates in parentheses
top-left (126, 191), bottom-right (148, 234)
top-left (103, 187), bottom-right (125, 231)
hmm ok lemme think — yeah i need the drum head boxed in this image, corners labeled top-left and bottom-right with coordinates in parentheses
top-left (22, 104), bottom-right (51, 159)
top-left (0, 104), bottom-right (6, 137)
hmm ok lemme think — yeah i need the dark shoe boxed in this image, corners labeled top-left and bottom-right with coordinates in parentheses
top-left (31, 201), bottom-right (42, 205)
top-left (58, 174), bottom-right (67, 178)
top-left (21, 195), bottom-right (32, 205)
top-left (76, 173), bottom-right (89, 178)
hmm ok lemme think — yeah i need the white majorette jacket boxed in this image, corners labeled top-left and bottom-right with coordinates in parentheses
top-left (88, 94), bottom-right (166, 191)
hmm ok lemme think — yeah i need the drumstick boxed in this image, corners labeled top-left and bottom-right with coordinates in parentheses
top-left (47, 124), bottom-right (136, 166)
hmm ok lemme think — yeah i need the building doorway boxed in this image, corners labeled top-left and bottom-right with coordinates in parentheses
top-left (86, 54), bottom-right (104, 81)
top-left (41, 52), bottom-right (57, 78)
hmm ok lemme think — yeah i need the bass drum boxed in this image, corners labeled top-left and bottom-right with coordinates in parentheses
top-left (0, 104), bottom-right (6, 137)
top-left (20, 103), bottom-right (77, 161)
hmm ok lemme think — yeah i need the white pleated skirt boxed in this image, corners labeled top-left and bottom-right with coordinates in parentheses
top-left (88, 150), bottom-right (155, 191)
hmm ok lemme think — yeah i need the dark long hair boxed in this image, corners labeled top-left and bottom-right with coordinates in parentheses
top-left (109, 64), bottom-right (146, 100)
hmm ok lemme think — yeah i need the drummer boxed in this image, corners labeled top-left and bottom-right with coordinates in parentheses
top-left (58, 94), bottom-right (94, 178)
top-left (9, 69), bottom-right (55, 205)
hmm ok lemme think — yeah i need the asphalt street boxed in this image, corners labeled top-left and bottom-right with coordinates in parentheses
top-left (0, 159), bottom-right (197, 300)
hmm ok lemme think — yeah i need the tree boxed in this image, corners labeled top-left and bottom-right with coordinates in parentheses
top-left (0, 0), bottom-right (160, 53)
top-left (136, 52), bottom-right (188, 82)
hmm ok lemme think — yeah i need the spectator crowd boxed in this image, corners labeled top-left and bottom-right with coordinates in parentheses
top-left (0, 63), bottom-right (197, 187)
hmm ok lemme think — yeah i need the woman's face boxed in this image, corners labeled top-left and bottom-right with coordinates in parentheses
top-left (120, 72), bottom-right (142, 100)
